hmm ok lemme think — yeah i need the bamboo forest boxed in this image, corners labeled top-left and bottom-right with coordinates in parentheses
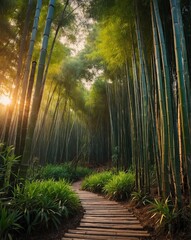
top-left (1, 0), bottom-right (191, 239)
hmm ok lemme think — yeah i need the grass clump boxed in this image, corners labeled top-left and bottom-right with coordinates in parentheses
top-left (103, 171), bottom-right (135, 200)
top-left (0, 143), bottom-right (20, 191)
top-left (131, 190), bottom-right (151, 206)
top-left (0, 204), bottom-right (22, 240)
top-left (9, 180), bottom-right (80, 235)
top-left (34, 163), bottom-right (92, 182)
top-left (148, 198), bottom-right (190, 237)
top-left (82, 171), bottom-right (113, 193)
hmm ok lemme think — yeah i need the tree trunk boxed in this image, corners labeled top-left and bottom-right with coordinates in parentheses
top-left (21, 0), bottom-right (55, 172)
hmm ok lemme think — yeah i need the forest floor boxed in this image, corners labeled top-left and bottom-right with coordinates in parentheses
top-left (29, 183), bottom-right (190, 240)
top-left (29, 203), bottom-right (189, 240)
top-left (29, 209), bottom-right (84, 240)
top-left (121, 200), bottom-right (191, 240)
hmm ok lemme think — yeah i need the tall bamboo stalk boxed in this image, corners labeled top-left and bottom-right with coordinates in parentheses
top-left (15, 0), bottom-right (42, 156)
top-left (169, 0), bottom-right (191, 202)
top-left (4, 0), bottom-right (33, 145)
top-left (21, 0), bottom-right (55, 169)
top-left (151, 0), bottom-right (169, 199)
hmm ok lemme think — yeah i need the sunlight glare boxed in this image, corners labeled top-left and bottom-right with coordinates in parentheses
top-left (0, 94), bottom-right (12, 106)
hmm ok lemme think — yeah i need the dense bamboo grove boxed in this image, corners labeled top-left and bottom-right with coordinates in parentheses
top-left (0, 0), bottom-right (191, 210)
top-left (83, 0), bottom-right (191, 207)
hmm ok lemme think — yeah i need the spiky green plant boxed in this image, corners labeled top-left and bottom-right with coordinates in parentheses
top-left (148, 197), bottom-right (179, 235)
top-left (0, 204), bottom-right (22, 240)
top-left (0, 144), bottom-right (20, 190)
top-left (103, 171), bottom-right (135, 200)
top-left (131, 190), bottom-right (150, 205)
top-left (33, 163), bottom-right (92, 182)
top-left (11, 180), bottom-right (80, 234)
top-left (82, 171), bottom-right (113, 193)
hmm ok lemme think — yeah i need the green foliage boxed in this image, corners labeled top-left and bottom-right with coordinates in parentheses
top-left (131, 190), bottom-right (151, 205)
top-left (88, 17), bottom-right (132, 71)
top-left (0, 0), bottom-right (16, 13)
top-left (75, 166), bottom-right (93, 179)
top-left (103, 171), bottom-right (135, 200)
top-left (147, 199), bottom-right (191, 236)
top-left (35, 163), bottom-right (92, 182)
top-left (82, 171), bottom-right (135, 200)
top-left (11, 180), bottom-right (80, 234)
top-left (81, 171), bottom-right (113, 193)
top-left (87, 0), bottom-right (115, 20)
top-left (147, 197), bottom-right (186, 236)
top-left (0, 144), bottom-right (20, 190)
top-left (86, 78), bottom-right (109, 129)
top-left (0, 204), bottom-right (22, 240)
top-left (86, 78), bottom-right (107, 110)
top-left (111, 146), bottom-right (119, 167)
top-left (86, 0), bottom-right (135, 72)
top-left (148, 197), bottom-right (177, 226)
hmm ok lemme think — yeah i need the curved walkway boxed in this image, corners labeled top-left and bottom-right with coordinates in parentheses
top-left (62, 182), bottom-right (150, 240)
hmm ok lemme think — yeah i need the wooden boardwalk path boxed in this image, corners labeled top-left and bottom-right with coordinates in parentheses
top-left (62, 182), bottom-right (150, 240)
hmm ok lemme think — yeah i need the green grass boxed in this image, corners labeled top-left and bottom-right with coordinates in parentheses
top-left (9, 180), bottom-right (80, 235)
top-left (0, 143), bottom-right (20, 190)
top-left (0, 204), bottom-right (22, 240)
top-left (32, 163), bottom-right (92, 182)
top-left (82, 170), bottom-right (135, 200)
top-left (81, 171), bottom-right (113, 193)
top-left (103, 171), bottom-right (135, 200)
top-left (131, 190), bottom-right (151, 205)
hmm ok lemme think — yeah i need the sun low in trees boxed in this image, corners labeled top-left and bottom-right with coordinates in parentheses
top-left (1, 0), bottom-right (191, 221)
top-left (0, 0), bottom-right (82, 184)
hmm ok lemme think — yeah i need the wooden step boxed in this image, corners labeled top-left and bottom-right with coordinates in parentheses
top-left (83, 216), bottom-right (138, 220)
top-left (63, 232), bottom-right (140, 239)
top-left (80, 222), bottom-right (144, 229)
top-left (77, 227), bottom-right (149, 234)
top-left (81, 218), bottom-right (140, 224)
top-left (68, 229), bottom-right (150, 237)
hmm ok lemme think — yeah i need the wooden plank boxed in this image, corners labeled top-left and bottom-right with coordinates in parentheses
top-left (83, 207), bottom-right (124, 209)
top-left (64, 233), bottom-right (140, 240)
top-left (81, 219), bottom-right (140, 224)
top-left (62, 239), bottom-right (139, 240)
top-left (62, 238), bottom-right (139, 240)
top-left (83, 205), bottom-right (123, 207)
top-left (86, 214), bottom-right (135, 217)
top-left (85, 209), bottom-right (131, 213)
top-left (83, 215), bottom-right (137, 219)
top-left (83, 205), bottom-right (122, 207)
top-left (83, 216), bottom-right (140, 220)
top-left (83, 215), bottom-right (137, 218)
top-left (83, 208), bottom-right (129, 211)
top-left (81, 201), bottom-right (120, 204)
top-left (84, 211), bottom-right (134, 215)
top-left (84, 208), bottom-right (123, 210)
top-left (77, 227), bottom-right (149, 234)
top-left (68, 229), bottom-right (150, 237)
top-left (80, 222), bottom-right (144, 230)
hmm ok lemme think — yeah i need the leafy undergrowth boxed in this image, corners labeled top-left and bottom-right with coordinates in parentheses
top-left (122, 199), bottom-right (191, 240)
top-left (82, 171), bottom-right (191, 239)
top-left (0, 180), bottom-right (81, 240)
top-left (104, 171), bottom-right (135, 200)
top-left (82, 170), bottom-right (135, 200)
top-left (81, 171), bottom-right (114, 193)
top-left (29, 208), bottom-right (84, 240)
top-left (31, 163), bottom-right (93, 182)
